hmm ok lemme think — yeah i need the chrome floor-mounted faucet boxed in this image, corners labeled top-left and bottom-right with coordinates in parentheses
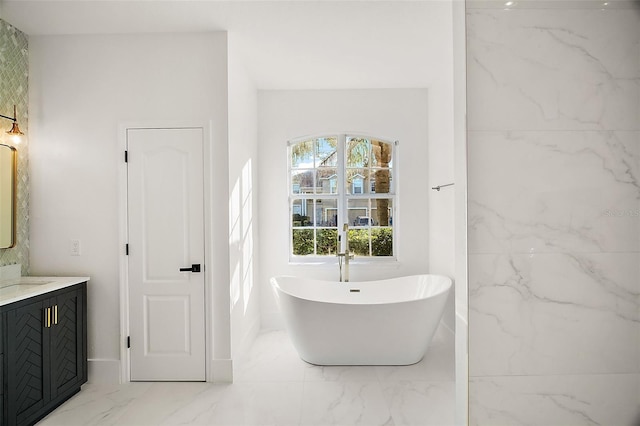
top-left (337, 223), bottom-right (354, 282)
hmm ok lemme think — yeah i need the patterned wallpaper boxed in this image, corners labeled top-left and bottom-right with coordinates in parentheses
top-left (0, 19), bottom-right (28, 274)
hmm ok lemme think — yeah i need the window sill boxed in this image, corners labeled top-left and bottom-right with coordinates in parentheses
top-left (288, 257), bottom-right (400, 268)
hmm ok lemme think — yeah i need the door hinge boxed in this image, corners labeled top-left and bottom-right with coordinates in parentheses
top-left (125, 244), bottom-right (129, 255)
top-left (127, 336), bottom-right (130, 348)
top-left (125, 150), bottom-right (128, 163)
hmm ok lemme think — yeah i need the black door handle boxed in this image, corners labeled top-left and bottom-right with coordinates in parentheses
top-left (179, 264), bottom-right (201, 273)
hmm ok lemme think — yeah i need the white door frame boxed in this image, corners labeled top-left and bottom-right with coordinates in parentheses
top-left (118, 121), bottom-right (214, 383)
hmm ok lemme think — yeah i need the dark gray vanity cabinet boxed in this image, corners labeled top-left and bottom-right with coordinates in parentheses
top-left (1, 282), bottom-right (87, 426)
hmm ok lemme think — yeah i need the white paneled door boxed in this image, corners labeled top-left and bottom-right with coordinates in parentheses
top-left (127, 128), bottom-right (206, 381)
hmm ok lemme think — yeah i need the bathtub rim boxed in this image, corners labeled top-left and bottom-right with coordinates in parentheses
top-left (270, 273), bottom-right (452, 306)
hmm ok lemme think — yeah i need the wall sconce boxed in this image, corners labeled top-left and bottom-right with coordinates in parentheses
top-left (0, 105), bottom-right (24, 143)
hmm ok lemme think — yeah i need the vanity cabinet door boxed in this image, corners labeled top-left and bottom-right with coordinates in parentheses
top-left (2, 282), bottom-right (87, 426)
top-left (0, 313), bottom-right (4, 423)
top-left (4, 296), bottom-right (50, 426)
top-left (49, 285), bottom-right (86, 400)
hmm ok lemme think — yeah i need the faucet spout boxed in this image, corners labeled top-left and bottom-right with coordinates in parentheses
top-left (337, 223), bottom-right (353, 282)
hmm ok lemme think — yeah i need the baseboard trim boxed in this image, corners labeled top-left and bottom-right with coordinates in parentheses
top-left (212, 359), bottom-right (233, 383)
top-left (88, 358), bottom-right (121, 384)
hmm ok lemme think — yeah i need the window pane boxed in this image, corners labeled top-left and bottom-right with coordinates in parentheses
top-left (316, 168), bottom-right (338, 194)
top-left (372, 228), bottom-right (393, 256)
top-left (291, 140), bottom-right (314, 168)
top-left (371, 140), bottom-right (393, 167)
top-left (292, 229), bottom-right (314, 255)
top-left (315, 137), bottom-right (337, 167)
top-left (371, 168), bottom-right (391, 194)
top-left (371, 198), bottom-right (393, 227)
top-left (347, 137), bottom-right (371, 167)
top-left (317, 229), bottom-right (338, 255)
top-left (347, 229), bottom-right (370, 256)
top-left (292, 199), bottom-right (313, 227)
top-left (346, 168), bottom-right (370, 195)
top-left (346, 227), bottom-right (393, 257)
top-left (347, 198), bottom-right (393, 227)
top-left (291, 170), bottom-right (314, 194)
top-left (315, 199), bottom-right (338, 227)
top-left (347, 198), bottom-right (370, 227)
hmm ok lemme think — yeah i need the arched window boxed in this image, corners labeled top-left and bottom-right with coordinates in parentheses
top-left (289, 135), bottom-right (396, 258)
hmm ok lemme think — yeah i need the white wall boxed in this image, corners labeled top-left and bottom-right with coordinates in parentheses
top-left (257, 88), bottom-right (455, 329)
top-left (228, 33), bottom-right (261, 365)
top-left (452, 0), bottom-right (468, 424)
top-left (28, 32), bottom-right (231, 382)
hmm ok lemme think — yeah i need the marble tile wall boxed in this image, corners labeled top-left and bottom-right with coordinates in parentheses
top-left (467, 4), bottom-right (640, 425)
top-left (0, 19), bottom-right (28, 274)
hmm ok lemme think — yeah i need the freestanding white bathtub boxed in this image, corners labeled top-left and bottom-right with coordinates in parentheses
top-left (270, 274), bottom-right (452, 366)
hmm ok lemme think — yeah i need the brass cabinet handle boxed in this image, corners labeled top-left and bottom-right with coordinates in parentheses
top-left (43, 305), bottom-right (59, 328)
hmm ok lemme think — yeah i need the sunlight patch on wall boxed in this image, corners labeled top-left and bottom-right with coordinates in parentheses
top-left (229, 158), bottom-right (256, 315)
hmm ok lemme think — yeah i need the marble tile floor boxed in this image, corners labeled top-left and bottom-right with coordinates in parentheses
top-left (38, 326), bottom-right (455, 426)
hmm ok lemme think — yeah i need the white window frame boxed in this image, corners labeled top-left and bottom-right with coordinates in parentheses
top-left (288, 134), bottom-right (397, 262)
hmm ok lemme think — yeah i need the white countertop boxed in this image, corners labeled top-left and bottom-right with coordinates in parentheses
top-left (0, 276), bottom-right (90, 307)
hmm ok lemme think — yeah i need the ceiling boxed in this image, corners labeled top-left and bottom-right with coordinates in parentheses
top-left (0, 1), bottom-right (454, 89)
